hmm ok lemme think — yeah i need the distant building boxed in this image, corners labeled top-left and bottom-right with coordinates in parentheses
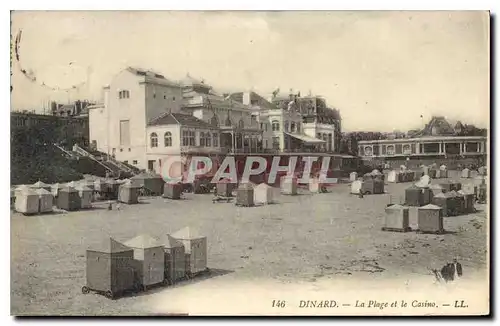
top-left (357, 116), bottom-right (486, 161)
top-left (11, 111), bottom-right (89, 147)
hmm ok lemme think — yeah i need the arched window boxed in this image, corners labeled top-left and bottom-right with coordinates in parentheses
top-left (225, 116), bottom-right (232, 127)
top-left (317, 133), bottom-right (322, 139)
top-left (272, 120), bottom-right (280, 131)
top-left (200, 132), bottom-right (206, 146)
top-left (150, 132), bottom-right (158, 148)
top-left (290, 122), bottom-right (296, 133)
top-left (387, 145), bottom-right (395, 155)
top-left (164, 132), bottom-right (172, 147)
top-left (238, 119), bottom-right (244, 129)
top-left (284, 121), bottom-right (289, 132)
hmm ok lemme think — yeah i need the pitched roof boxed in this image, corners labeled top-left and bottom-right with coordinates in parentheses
top-left (414, 116), bottom-right (456, 137)
top-left (33, 180), bottom-right (49, 187)
top-left (171, 227), bottom-right (206, 240)
top-left (420, 204), bottom-right (443, 209)
top-left (124, 234), bottom-right (164, 249)
top-left (162, 235), bottom-right (184, 249)
top-left (88, 237), bottom-right (132, 253)
top-left (148, 112), bottom-right (218, 129)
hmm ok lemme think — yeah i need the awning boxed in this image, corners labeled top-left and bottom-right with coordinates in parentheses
top-left (284, 132), bottom-right (326, 144)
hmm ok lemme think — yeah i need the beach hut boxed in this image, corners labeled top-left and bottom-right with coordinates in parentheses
top-left (118, 180), bottom-right (140, 204)
top-left (171, 227), bottom-right (208, 277)
top-left (32, 180), bottom-right (51, 192)
top-left (131, 172), bottom-right (165, 196)
top-left (14, 185), bottom-right (30, 198)
top-left (429, 184), bottom-right (445, 197)
top-left (77, 185), bottom-right (93, 209)
top-left (461, 168), bottom-right (471, 179)
top-left (56, 186), bottom-right (81, 211)
top-left (361, 177), bottom-right (384, 195)
top-left (477, 183), bottom-right (487, 203)
top-left (94, 179), bottom-right (108, 193)
top-left (478, 166), bottom-right (487, 176)
top-left (449, 190), bottom-right (465, 215)
top-left (309, 177), bottom-right (327, 194)
top-left (36, 188), bottom-right (53, 213)
top-left (280, 176), bottom-right (298, 195)
top-left (80, 179), bottom-right (95, 191)
top-left (350, 180), bottom-right (363, 194)
top-left (387, 170), bottom-right (401, 183)
top-left (349, 172), bottom-right (358, 182)
top-left (162, 235), bottom-right (186, 284)
top-left (406, 170), bottom-right (416, 182)
top-left (215, 179), bottom-right (236, 197)
top-left (236, 183), bottom-right (255, 207)
top-left (462, 183), bottom-right (478, 199)
top-left (124, 234), bottom-right (165, 290)
top-left (432, 192), bottom-right (455, 217)
top-left (15, 187), bottom-right (40, 215)
top-left (105, 179), bottom-right (120, 200)
top-left (254, 183), bottom-right (276, 205)
top-left (82, 238), bottom-right (136, 299)
top-left (439, 180), bottom-right (461, 192)
top-left (362, 173), bottom-right (373, 180)
top-left (417, 204), bottom-right (444, 234)
top-left (422, 165), bottom-right (430, 176)
top-left (383, 204), bottom-right (410, 232)
top-left (428, 167), bottom-right (437, 179)
top-left (50, 183), bottom-right (65, 199)
top-left (163, 182), bottom-right (183, 200)
top-left (405, 184), bottom-right (431, 207)
top-left (458, 190), bottom-right (475, 214)
top-left (437, 165), bottom-right (448, 178)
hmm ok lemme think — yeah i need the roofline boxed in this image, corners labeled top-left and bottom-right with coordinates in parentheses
top-left (358, 135), bottom-right (487, 144)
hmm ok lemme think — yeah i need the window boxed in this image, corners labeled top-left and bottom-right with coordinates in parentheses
top-left (205, 132), bottom-right (211, 147)
top-left (200, 132), bottom-right (206, 146)
top-left (128, 148), bottom-right (131, 152)
top-left (182, 130), bottom-right (195, 146)
top-left (290, 122), bottom-right (296, 133)
top-left (173, 96), bottom-right (176, 101)
top-left (265, 123), bottom-right (268, 132)
top-left (153, 93), bottom-right (156, 99)
top-left (296, 123), bottom-right (300, 133)
top-left (112, 148), bottom-right (116, 154)
top-left (118, 90), bottom-right (130, 99)
top-left (164, 95), bottom-right (166, 99)
top-left (387, 145), bottom-right (395, 155)
top-left (265, 140), bottom-right (268, 148)
top-left (133, 160), bottom-right (138, 165)
top-left (238, 119), bottom-right (244, 129)
top-left (120, 148), bottom-right (123, 152)
top-left (260, 123), bottom-right (264, 130)
top-left (212, 133), bottom-right (219, 147)
top-left (284, 121), bottom-right (289, 132)
top-left (402, 144), bottom-right (411, 155)
top-left (150, 132), bottom-right (158, 148)
top-left (272, 120), bottom-right (280, 131)
top-left (317, 133), bottom-right (322, 139)
top-left (272, 136), bottom-right (280, 149)
top-left (164, 132), bottom-right (172, 147)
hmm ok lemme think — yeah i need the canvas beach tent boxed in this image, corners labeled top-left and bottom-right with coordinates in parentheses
top-left (124, 234), bottom-right (166, 289)
top-left (36, 188), bottom-right (54, 213)
top-left (15, 187), bottom-right (40, 215)
top-left (171, 227), bottom-right (208, 276)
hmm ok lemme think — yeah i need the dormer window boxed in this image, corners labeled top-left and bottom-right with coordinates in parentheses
top-left (118, 90), bottom-right (130, 99)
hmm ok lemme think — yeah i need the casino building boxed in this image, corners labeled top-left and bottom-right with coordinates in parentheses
top-left (357, 116), bottom-right (487, 167)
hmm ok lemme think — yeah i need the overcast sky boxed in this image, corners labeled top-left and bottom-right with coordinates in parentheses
top-left (11, 11), bottom-right (489, 131)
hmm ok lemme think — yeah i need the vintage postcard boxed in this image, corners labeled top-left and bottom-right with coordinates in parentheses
top-left (10, 11), bottom-right (490, 316)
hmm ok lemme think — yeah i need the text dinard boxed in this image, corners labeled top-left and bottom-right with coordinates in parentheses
top-left (298, 300), bottom-right (437, 309)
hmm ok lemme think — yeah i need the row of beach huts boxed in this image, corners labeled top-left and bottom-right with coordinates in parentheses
top-left (83, 227), bottom-right (208, 299)
top-left (377, 165), bottom-right (488, 234)
top-left (11, 170), bottom-right (336, 215)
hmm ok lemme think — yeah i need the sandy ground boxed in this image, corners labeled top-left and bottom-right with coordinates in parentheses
top-left (11, 171), bottom-right (488, 316)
